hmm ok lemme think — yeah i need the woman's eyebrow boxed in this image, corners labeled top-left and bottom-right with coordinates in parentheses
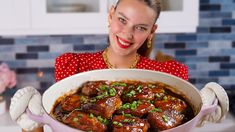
top-left (117, 12), bottom-right (129, 20)
top-left (117, 12), bottom-right (149, 27)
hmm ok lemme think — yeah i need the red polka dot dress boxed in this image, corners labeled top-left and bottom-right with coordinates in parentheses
top-left (55, 51), bottom-right (188, 82)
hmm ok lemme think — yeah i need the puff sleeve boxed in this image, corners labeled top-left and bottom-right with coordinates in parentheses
top-left (55, 53), bottom-right (88, 82)
top-left (157, 60), bottom-right (188, 81)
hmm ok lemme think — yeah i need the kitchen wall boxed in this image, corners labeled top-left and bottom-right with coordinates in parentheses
top-left (0, 0), bottom-right (235, 94)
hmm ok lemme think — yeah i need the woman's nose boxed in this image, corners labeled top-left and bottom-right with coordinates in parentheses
top-left (123, 26), bottom-right (134, 40)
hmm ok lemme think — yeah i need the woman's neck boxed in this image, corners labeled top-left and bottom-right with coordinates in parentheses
top-left (103, 48), bottom-right (140, 69)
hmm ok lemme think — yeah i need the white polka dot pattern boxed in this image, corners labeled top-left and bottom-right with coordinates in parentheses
top-left (55, 51), bottom-right (188, 81)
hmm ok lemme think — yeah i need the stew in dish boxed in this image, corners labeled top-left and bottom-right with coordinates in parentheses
top-left (51, 80), bottom-right (194, 132)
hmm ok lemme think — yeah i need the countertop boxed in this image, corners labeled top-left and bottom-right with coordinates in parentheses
top-left (193, 112), bottom-right (235, 132)
top-left (1, 111), bottom-right (235, 132)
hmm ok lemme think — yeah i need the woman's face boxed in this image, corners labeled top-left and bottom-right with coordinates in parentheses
top-left (108, 0), bottom-right (157, 56)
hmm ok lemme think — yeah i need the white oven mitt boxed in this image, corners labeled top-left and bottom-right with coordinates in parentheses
top-left (9, 86), bottom-right (44, 131)
top-left (197, 82), bottom-right (229, 127)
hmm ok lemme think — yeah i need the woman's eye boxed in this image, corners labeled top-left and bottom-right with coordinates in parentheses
top-left (135, 26), bottom-right (147, 32)
top-left (118, 18), bottom-right (126, 24)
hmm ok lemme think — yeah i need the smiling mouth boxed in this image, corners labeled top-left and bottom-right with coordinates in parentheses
top-left (116, 36), bottom-right (132, 48)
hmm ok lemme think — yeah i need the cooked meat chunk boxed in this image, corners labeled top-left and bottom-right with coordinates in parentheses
top-left (147, 110), bottom-right (184, 131)
top-left (110, 81), bottom-right (128, 96)
top-left (81, 96), bottom-right (122, 119)
top-left (81, 81), bottom-right (107, 96)
top-left (117, 100), bottom-right (155, 117)
top-left (122, 85), bottom-right (155, 102)
top-left (112, 115), bottom-right (150, 132)
top-left (52, 80), bottom-right (194, 132)
top-left (62, 110), bottom-right (107, 132)
top-left (154, 95), bottom-right (187, 113)
top-left (60, 94), bottom-right (86, 112)
top-left (134, 87), bottom-right (155, 101)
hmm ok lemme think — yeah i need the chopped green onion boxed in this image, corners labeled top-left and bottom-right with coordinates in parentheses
top-left (77, 114), bottom-right (83, 118)
top-left (126, 90), bottom-right (136, 97)
top-left (163, 96), bottom-right (168, 101)
top-left (122, 111), bottom-right (135, 118)
top-left (137, 85), bottom-right (142, 93)
top-left (148, 84), bottom-right (156, 88)
top-left (90, 98), bottom-right (97, 103)
top-left (88, 113), bottom-right (94, 118)
top-left (99, 85), bottom-right (109, 91)
top-left (111, 82), bottom-right (127, 87)
top-left (73, 117), bottom-right (78, 122)
top-left (123, 119), bottom-right (135, 123)
top-left (162, 115), bottom-right (169, 122)
top-left (109, 88), bottom-right (117, 96)
top-left (104, 91), bottom-right (109, 96)
top-left (113, 121), bottom-right (119, 125)
top-left (74, 108), bottom-right (81, 111)
top-left (124, 114), bottom-right (135, 118)
top-left (149, 108), bottom-right (162, 113)
top-left (155, 93), bottom-right (161, 98)
top-left (130, 101), bottom-right (138, 110)
top-left (123, 119), bottom-right (130, 122)
top-left (137, 100), bottom-right (142, 104)
top-left (121, 103), bottom-right (130, 109)
top-left (96, 95), bottom-right (103, 99)
top-left (147, 100), bottom-right (151, 103)
top-left (96, 91), bottom-right (109, 99)
top-left (151, 100), bottom-right (154, 104)
top-left (97, 116), bottom-right (109, 125)
top-left (113, 121), bottom-right (123, 127)
top-left (80, 96), bottom-right (87, 103)
top-left (97, 116), bottom-right (103, 121)
top-left (117, 122), bottom-right (123, 127)
top-left (160, 89), bottom-right (165, 93)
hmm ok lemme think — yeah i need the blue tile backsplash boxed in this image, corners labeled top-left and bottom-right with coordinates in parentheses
top-left (1, 0), bottom-right (235, 94)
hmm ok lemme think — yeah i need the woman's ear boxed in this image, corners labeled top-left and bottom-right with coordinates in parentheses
top-left (108, 5), bottom-right (115, 25)
top-left (147, 24), bottom-right (157, 40)
top-left (151, 24), bottom-right (158, 34)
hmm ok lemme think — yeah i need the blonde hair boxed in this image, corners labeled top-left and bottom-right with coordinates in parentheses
top-left (115, 0), bottom-right (162, 57)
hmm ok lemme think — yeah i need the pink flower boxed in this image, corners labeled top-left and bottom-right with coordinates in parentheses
top-left (0, 63), bottom-right (17, 94)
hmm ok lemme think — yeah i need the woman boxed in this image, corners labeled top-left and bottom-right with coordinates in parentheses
top-left (11, 0), bottom-right (188, 132)
top-left (55, 0), bottom-right (188, 82)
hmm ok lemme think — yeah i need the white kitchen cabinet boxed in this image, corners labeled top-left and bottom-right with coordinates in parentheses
top-left (31, 0), bottom-right (109, 35)
top-left (0, 0), bottom-right (198, 35)
top-left (157, 0), bottom-right (199, 33)
top-left (0, 0), bottom-right (30, 31)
